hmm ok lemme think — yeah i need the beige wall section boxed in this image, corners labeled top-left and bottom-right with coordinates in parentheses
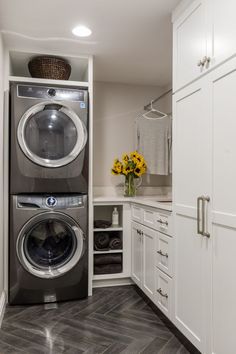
top-left (93, 81), bottom-right (172, 188)
top-left (0, 35), bottom-right (5, 295)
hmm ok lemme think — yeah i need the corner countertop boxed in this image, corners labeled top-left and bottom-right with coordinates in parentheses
top-left (93, 195), bottom-right (172, 212)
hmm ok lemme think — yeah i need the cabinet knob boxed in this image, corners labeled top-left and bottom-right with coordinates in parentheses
top-left (157, 288), bottom-right (168, 298)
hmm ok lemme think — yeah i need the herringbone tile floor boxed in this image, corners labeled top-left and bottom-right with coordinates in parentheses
top-left (0, 286), bottom-right (197, 354)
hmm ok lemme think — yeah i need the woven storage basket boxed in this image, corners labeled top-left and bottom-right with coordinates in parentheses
top-left (28, 56), bottom-right (71, 80)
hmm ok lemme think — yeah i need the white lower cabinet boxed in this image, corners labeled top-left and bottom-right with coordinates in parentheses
top-left (156, 232), bottom-right (173, 277)
top-left (131, 206), bottom-right (173, 320)
top-left (131, 221), bottom-right (142, 288)
top-left (155, 268), bottom-right (172, 319)
top-left (131, 222), bottom-right (155, 301)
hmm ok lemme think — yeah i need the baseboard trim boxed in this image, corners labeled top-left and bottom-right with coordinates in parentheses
top-left (0, 291), bottom-right (6, 327)
top-left (92, 277), bottom-right (133, 288)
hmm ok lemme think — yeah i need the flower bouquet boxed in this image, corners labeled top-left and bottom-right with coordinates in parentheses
top-left (111, 151), bottom-right (147, 197)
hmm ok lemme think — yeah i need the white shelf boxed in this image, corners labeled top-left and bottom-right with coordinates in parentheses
top-left (93, 226), bottom-right (123, 232)
top-left (9, 76), bottom-right (89, 88)
top-left (93, 273), bottom-right (126, 281)
top-left (93, 250), bottom-right (123, 254)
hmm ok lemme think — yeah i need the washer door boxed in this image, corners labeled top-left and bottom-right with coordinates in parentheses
top-left (17, 102), bottom-right (87, 168)
top-left (17, 212), bottom-right (85, 279)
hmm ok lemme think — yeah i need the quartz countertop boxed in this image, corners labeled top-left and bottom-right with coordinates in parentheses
top-left (93, 195), bottom-right (172, 212)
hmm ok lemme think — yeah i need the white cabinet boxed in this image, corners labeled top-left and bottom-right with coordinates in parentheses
top-left (210, 0), bottom-right (236, 68)
top-left (142, 225), bottom-right (156, 300)
top-left (131, 204), bottom-right (143, 223)
top-left (173, 0), bottom-right (236, 91)
top-left (173, 77), bottom-right (212, 352)
top-left (131, 206), bottom-right (174, 320)
top-left (131, 221), bottom-right (142, 288)
top-left (173, 52), bottom-right (236, 353)
top-left (209, 59), bottom-right (236, 354)
top-left (131, 222), bottom-right (155, 301)
top-left (173, 0), bottom-right (208, 90)
top-left (156, 232), bottom-right (173, 277)
top-left (155, 268), bottom-right (172, 319)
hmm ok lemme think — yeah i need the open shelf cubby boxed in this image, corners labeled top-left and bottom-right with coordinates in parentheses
top-left (93, 204), bottom-right (123, 277)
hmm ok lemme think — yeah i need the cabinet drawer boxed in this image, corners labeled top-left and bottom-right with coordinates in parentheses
top-left (131, 205), bottom-right (143, 223)
top-left (155, 212), bottom-right (173, 236)
top-left (143, 208), bottom-right (156, 229)
top-left (155, 268), bottom-right (172, 320)
top-left (156, 232), bottom-right (173, 277)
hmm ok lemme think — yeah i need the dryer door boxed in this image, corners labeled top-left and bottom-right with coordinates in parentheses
top-left (17, 212), bottom-right (85, 279)
top-left (17, 102), bottom-right (87, 168)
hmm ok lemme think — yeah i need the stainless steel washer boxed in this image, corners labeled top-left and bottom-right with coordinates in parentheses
top-left (9, 194), bottom-right (88, 305)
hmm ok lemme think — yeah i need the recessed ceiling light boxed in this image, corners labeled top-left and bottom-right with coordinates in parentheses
top-left (72, 25), bottom-right (92, 37)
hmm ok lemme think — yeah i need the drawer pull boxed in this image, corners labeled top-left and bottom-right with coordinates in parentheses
top-left (157, 219), bottom-right (168, 226)
top-left (157, 250), bottom-right (168, 258)
top-left (157, 288), bottom-right (168, 298)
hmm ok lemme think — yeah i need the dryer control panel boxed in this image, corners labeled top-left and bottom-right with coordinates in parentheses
top-left (17, 85), bottom-right (86, 102)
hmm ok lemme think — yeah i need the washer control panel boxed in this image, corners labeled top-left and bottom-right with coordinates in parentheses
top-left (17, 194), bottom-right (86, 209)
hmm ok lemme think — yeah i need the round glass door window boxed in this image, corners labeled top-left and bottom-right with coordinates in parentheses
top-left (17, 103), bottom-right (87, 168)
top-left (17, 213), bottom-right (84, 279)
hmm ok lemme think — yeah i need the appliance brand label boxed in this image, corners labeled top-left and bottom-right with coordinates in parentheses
top-left (46, 196), bottom-right (57, 207)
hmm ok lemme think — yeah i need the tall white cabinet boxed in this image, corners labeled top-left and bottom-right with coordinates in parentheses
top-left (173, 1), bottom-right (236, 353)
top-left (173, 77), bottom-right (212, 352)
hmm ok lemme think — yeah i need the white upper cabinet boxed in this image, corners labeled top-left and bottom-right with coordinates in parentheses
top-left (173, 0), bottom-right (236, 91)
top-left (210, 0), bottom-right (236, 67)
top-left (173, 0), bottom-right (208, 90)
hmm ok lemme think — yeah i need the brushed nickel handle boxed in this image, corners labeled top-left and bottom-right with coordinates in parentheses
top-left (157, 219), bottom-right (168, 226)
top-left (202, 196), bottom-right (210, 238)
top-left (157, 250), bottom-right (168, 258)
top-left (157, 288), bottom-right (168, 298)
top-left (197, 196), bottom-right (204, 235)
top-left (204, 56), bottom-right (211, 68)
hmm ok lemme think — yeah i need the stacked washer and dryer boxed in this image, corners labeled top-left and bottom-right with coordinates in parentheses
top-left (9, 83), bottom-right (89, 305)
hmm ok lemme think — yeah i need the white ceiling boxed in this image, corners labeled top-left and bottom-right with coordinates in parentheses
top-left (0, 0), bottom-right (180, 86)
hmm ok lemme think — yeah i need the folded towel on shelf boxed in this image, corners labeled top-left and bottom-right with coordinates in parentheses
top-left (109, 237), bottom-right (122, 250)
top-left (94, 220), bottom-right (112, 229)
top-left (94, 253), bottom-right (122, 266)
top-left (94, 232), bottom-right (110, 250)
top-left (94, 263), bottom-right (122, 275)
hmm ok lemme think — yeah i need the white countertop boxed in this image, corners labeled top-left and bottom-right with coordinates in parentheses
top-left (93, 195), bottom-right (172, 211)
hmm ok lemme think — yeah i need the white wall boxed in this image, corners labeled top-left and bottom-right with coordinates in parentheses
top-left (93, 81), bottom-right (172, 189)
top-left (0, 34), bottom-right (5, 296)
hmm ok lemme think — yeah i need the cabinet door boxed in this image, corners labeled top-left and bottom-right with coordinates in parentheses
top-left (131, 222), bottom-right (142, 287)
top-left (173, 79), bottom-right (212, 353)
top-left (210, 59), bottom-right (236, 354)
top-left (142, 225), bottom-right (156, 301)
top-left (210, 0), bottom-right (236, 68)
top-left (173, 0), bottom-right (208, 90)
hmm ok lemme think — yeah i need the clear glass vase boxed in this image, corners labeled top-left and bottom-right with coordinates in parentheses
top-left (124, 174), bottom-right (136, 197)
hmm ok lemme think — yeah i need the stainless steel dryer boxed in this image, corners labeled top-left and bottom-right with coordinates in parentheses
top-left (10, 82), bottom-right (89, 194)
top-left (9, 194), bottom-right (88, 305)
